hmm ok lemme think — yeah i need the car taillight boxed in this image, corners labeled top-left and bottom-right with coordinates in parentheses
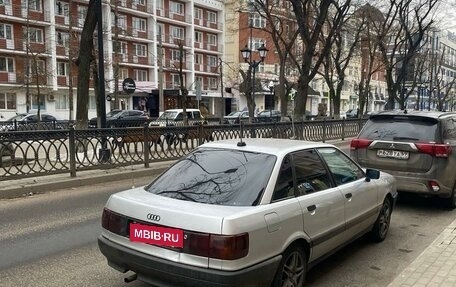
top-left (102, 208), bottom-right (127, 235)
top-left (429, 181), bottom-right (440, 192)
top-left (184, 232), bottom-right (249, 260)
top-left (415, 143), bottom-right (452, 158)
top-left (350, 138), bottom-right (373, 150)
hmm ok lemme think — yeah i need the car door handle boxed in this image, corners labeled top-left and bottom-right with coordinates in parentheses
top-left (345, 193), bottom-right (352, 199)
top-left (307, 205), bottom-right (316, 212)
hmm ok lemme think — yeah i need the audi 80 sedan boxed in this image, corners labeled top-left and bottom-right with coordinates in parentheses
top-left (98, 138), bottom-right (397, 287)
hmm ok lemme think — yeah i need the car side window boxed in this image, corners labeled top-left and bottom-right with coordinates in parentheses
top-left (175, 113), bottom-right (183, 120)
top-left (194, 112), bottom-right (201, 120)
top-left (272, 155), bottom-right (294, 202)
top-left (317, 148), bottom-right (364, 186)
top-left (292, 149), bottom-right (332, 196)
top-left (42, 115), bottom-right (54, 121)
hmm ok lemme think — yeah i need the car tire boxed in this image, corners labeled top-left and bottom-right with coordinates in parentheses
top-left (370, 198), bottom-right (392, 242)
top-left (272, 244), bottom-right (307, 287)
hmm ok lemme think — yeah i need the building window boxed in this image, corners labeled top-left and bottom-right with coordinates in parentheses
top-left (0, 93), bottom-right (16, 110)
top-left (55, 94), bottom-right (68, 110)
top-left (57, 62), bottom-right (68, 76)
top-left (78, 6), bottom-right (88, 25)
top-left (28, 28), bottom-right (44, 43)
top-left (133, 44), bottom-right (147, 57)
top-left (55, 1), bottom-right (69, 16)
top-left (208, 34), bottom-right (217, 46)
top-left (171, 49), bottom-right (181, 61)
top-left (194, 8), bottom-right (202, 20)
top-left (250, 38), bottom-right (265, 50)
top-left (207, 11), bottom-right (217, 23)
top-left (0, 57), bottom-right (14, 72)
top-left (132, 0), bottom-right (145, 5)
top-left (111, 13), bottom-right (127, 30)
top-left (132, 17), bottom-right (146, 32)
top-left (57, 31), bottom-right (69, 46)
top-left (195, 31), bottom-right (203, 43)
top-left (119, 68), bottom-right (128, 79)
top-left (171, 74), bottom-right (180, 87)
top-left (195, 76), bottom-right (203, 87)
top-left (28, 0), bottom-right (42, 11)
top-left (207, 55), bottom-right (217, 67)
top-left (31, 94), bottom-right (45, 110)
top-left (171, 26), bottom-right (184, 39)
top-left (134, 69), bottom-right (148, 81)
top-left (0, 24), bottom-right (12, 40)
top-left (249, 13), bottom-right (266, 28)
top-left (170, 1), bottom-right (184, 14)
top-left (208, 77), bottom-right (217, 89)
top-left (119, 41), bottom-right (128, 54)
top-left (89, 95), bottom-right (96, 109)
top-left (195, 53), bottom-right (203, 65)
top-left (28, 59), bottom-right (45, 75)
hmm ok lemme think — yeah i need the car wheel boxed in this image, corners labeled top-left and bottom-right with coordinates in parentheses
top-left (272, 245), bottom-right (306, 287)
top-left (370, 198), bottom-right (392, 242)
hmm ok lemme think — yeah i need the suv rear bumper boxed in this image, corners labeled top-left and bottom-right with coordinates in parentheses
top-left (98, 235), bottom-right (281, 287)
top-left (390, 173), bottom-right (453, 197)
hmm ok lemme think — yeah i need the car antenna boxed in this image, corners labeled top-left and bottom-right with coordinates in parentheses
top-left (237, 120), bottom-right (246, 146)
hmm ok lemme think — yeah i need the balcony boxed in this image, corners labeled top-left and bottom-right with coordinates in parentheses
top-left (161, 35), bottom-right (192, 47)
top-left (0, 4), bottom-right (51, 24)
top-left (193, 18), bottom-right (223, 31)
top-left (0, 72), bottom-right (17, 84)
top-left (155, 8), bottom-right (192, 24)
top-left (194, 41), bottom-right (223, 53)
top-left (163, 59), bottom-right (192, 70)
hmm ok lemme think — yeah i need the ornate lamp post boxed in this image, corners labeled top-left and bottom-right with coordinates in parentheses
top-left (240, 43), bottom-right (268, 114)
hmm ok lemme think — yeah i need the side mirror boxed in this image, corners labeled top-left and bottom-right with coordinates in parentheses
top-left (365, 168), bottom-right (380, 182)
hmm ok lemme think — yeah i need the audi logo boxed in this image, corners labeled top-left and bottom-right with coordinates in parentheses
top-left (147, 213), bottom-right (161, 222)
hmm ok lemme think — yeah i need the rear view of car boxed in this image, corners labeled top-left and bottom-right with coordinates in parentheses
top-left (350, 110), bottom-right (456, 208)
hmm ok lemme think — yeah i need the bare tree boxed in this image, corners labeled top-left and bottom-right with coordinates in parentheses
top-left (374, 0), bottom-right (437, 110)
top-left (287, 0), bottom-right (352, 120)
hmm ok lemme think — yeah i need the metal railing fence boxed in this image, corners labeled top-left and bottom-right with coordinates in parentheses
top-left (0, 118), bottom-right (366, 181)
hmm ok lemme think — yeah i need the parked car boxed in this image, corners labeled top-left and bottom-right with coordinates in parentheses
top-left (149, 109), bottom-right (205, 127)
top-left (0, 112), bottom-right (64, 131)
top-left (89, 109), bottom-right (149, 128)
top-left (256, 109), bottom-right (282, 122)
top-left (223, 111), bottom-right (250, 124)
top-left (350, 110), bottom-right (456, 208)
top-left (345, 108), bottom-right (359, 119)
top-left (98, 138), bottom-right (397, 286)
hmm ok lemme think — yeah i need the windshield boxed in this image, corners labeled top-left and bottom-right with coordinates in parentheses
top-left (7, 114), bottom-right (27, 121)
top-left (158, 111), bottom-right (179, 120)
top-left (226, 111), bottom-right (242, 117)
top-left (106, 110), bottom-right (123, 118)
top-left (145, 147), bottom-right (277, 206)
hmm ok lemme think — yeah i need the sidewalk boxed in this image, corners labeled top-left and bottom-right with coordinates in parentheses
top-left (388, 217), bottom-right (456, 287)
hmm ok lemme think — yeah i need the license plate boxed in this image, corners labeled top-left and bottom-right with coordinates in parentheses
top-left (377, 149), bottom-right (409, 160)
top-left (130, 223), bottom-right (184, 248)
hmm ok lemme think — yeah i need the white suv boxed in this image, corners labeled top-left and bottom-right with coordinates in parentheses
top-left (98, 138), bottom-right (397, 286)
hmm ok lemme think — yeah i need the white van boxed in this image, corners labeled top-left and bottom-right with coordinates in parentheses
top-left (150, 109), bottom-right (204, 126)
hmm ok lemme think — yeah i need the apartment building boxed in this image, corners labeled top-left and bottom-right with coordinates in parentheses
top-left (0, 0), bottom-right (224, 120)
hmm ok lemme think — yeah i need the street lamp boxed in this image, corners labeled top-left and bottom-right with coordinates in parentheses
top-left (240, 43), bottom-right (268, 115)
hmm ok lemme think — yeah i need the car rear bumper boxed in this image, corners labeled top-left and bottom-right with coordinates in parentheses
top-left (98, 235), bottom-right (281, 287)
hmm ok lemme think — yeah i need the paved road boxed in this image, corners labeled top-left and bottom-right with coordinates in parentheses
top-left (0, 176), bottom-right (455, 287)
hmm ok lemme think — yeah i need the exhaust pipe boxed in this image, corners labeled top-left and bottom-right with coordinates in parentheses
top-left (124, 273), bottom-right (138, 283)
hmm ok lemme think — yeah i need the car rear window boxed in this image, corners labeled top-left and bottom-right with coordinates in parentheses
top-left (145, 147), bottom-right (276, 206)
top-left (360, 115), bottom-right (439, 142)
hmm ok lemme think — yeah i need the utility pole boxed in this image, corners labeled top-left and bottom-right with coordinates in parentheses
top-left (158, 28), bottom-right (164, 113)
top-left (113, 0), bottom-right (119, 109)
top-left (68, 0), bottom-right (74, 120)
top-left (219, 57), bottom-right (224, 118)
top-left (25, 4), bottom-right (30, 113)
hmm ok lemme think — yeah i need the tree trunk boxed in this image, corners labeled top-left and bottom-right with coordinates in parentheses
top-left (75, 0), bottom-right (98, 130)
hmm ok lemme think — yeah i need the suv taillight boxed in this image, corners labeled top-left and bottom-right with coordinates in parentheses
top-left (415, 143), bottom-right (452, 158)
top-left (350, 138), bottom-right (373, 150)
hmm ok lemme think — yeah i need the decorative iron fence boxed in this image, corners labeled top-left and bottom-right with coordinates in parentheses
top-left (0, 118), bottom-right (366, 181)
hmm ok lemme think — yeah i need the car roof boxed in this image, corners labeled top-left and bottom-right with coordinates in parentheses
top-left (165, 109), bottom-right (200, 112)
top-left (199, 138), bottom-right (334, 157)
top-left (370, 110), bottom-right (456, 120)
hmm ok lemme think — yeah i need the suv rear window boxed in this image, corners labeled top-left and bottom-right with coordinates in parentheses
top-left (145, 147), bottom-right (276, 206)
top-left (360, 115), bottom-right (439, 142)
